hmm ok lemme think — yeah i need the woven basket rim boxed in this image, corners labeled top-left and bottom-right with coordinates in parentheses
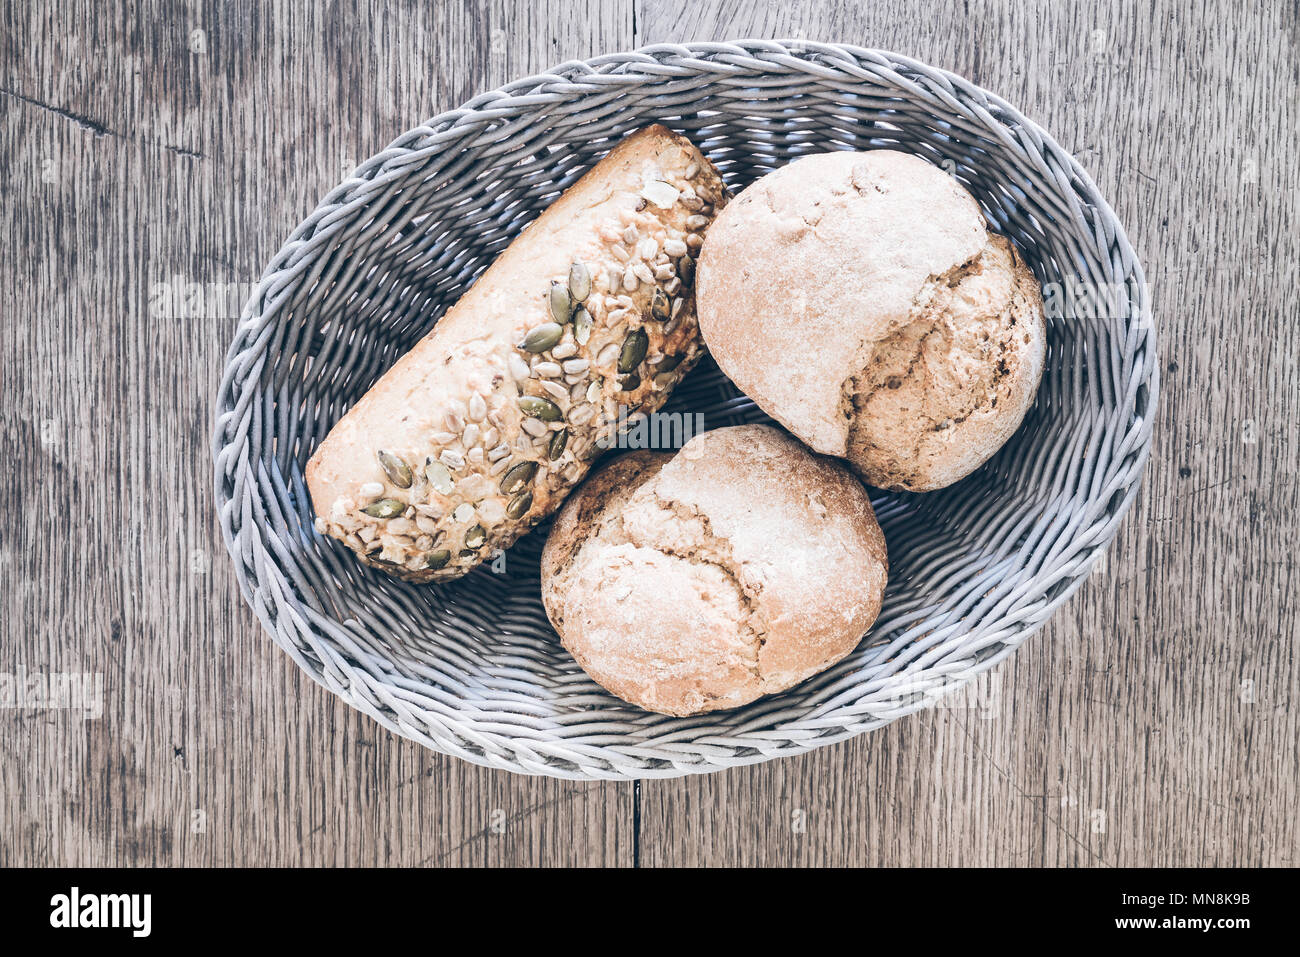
top-left (213, 40), bottom-right (1158, 780)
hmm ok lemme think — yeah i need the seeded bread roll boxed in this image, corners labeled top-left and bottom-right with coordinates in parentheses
top-left (307, 126), bottom-right (728, 580)
top-left (541, 425), bottom-right (889, 717)
top-left (696, 150), bottom-right (1046, 492)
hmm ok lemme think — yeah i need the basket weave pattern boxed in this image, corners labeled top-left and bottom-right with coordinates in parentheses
top-left (213, 42), bottom-right (1157, 779)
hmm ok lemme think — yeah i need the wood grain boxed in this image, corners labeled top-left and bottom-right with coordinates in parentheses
top-left (0, 0), bottom-right (636, 867)
top-left (633, 0), bottom-right (1300, 867)
top-left (1, 0), bottom-right (1295, 867)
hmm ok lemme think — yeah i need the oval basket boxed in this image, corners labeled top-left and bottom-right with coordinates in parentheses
top-left (213, 41), bottom-right (1157, 779)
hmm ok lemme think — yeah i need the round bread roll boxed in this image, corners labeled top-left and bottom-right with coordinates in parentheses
top-left (696, 150), bottom-right (1046, 491)
top-left (540, 425), bottom-right (888, 716)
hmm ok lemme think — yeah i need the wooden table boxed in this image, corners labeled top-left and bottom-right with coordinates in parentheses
top-left (3, 0), bottom-right (1295, 867)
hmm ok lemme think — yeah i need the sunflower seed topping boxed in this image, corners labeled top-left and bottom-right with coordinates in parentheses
top-left (508, 353), bottom-right (531, 382)
top-left (568, 403), bottom-right (597, 426)
top-left (641, 179), bottom-right (680, 208)
top-left (540, 380), bottom-right (570, 401)
top-left (596, 342), bottom-right (620, 369)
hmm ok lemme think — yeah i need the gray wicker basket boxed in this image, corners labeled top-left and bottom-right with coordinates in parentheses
top-left (213, 41), bottom-right (1156, 779)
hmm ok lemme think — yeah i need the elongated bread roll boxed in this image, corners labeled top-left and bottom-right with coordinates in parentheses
top-left (307, 126), bottom-right (728, 580)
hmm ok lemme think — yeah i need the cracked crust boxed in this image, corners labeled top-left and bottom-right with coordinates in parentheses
top-left (846, 234), bottom-right (1045, 489)
top-left (541, 425), bottom-right (888, 716)
top-left (696, 149), bottom-right (1046, 492)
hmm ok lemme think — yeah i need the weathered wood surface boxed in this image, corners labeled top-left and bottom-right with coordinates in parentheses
top-left (1, 0), bottom-right (1294, 866)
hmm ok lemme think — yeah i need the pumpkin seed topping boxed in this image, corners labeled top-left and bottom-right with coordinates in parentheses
top-left (521, 322), bottom-right (564, 354)
top-left (549, 282), bottom-right (572, 323)
top-left (425, 549), bottom-right (451, 570)
top-left (650, 287), bottom-right (670, 322)
top-left (618, 328), bottom-right (649, 373)
top-left (464, 525), bottom-right (486, 549)
top-left (500, 460), bottom-right (538, 495)
top-left (573, 306), bottom-right (592, 345)
top-left (506, 490), bottom-right (534, 520)
top-left (548, 429), bottom-right (568, 461)
top-left (377, 450), bottom-right (412, 488)
top-left (568, 262), bottom-right (591, 302)
top-left (656, 352), bottom-right (684, 373)
top-left (518, 395), bottom-right (563, 421)
top-left (361, 498), bottom-right (405, 519)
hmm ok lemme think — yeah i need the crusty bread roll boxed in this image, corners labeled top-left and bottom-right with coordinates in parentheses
top-left (696, 150), bottom-right (1046, 491)
top-left (541, 425), bottom-right (888, 716)
top-left (307, 126), bottom-right (728, 580)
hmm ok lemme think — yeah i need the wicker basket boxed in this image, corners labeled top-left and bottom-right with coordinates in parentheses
top-left (213, 42), bottom-right (1157, 779)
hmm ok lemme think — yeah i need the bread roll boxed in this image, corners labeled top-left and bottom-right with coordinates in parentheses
top-left (307, 126), bottom-right (728, 580)
top-left (541, 425), bottom-right (888, 716)
top-left (696, 150), bottom-right (1045, 491)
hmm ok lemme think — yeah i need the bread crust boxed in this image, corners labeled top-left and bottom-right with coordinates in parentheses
top-left (696, 150), bottom-right (1046, 491)
top-left (307, 125), bottom-right (728, 580)
top-left (541, 425), bottom-right (888, 716)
